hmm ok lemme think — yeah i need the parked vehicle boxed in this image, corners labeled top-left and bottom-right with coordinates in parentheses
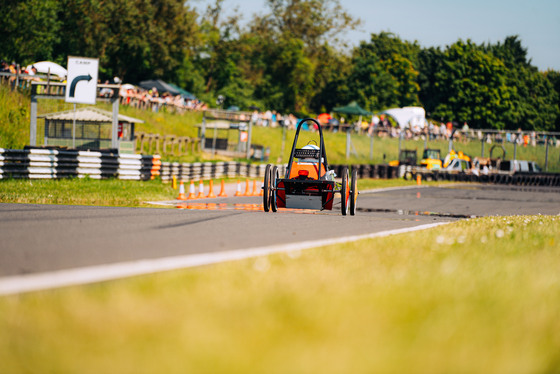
top-left (444, 158), bottom-right (472, 172)
top-left (388, 149), bottom-right (417, 167)
top-left (420, 148), bottom-right (442, 170)
top-left (499, 160), bottom-right (541, 173)
top-left (443, 150), bottom-right (471, 168)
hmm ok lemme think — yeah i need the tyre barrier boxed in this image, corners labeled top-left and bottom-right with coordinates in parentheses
top-left (3, 150), bottom-right (556, 187)
top-left (0, 148), bottom-right (286, 183)
top-left (159, 161), bottom-right (286, 183)
top-left (380, 165), bottom-right (389, 179)
top-left (404, 166), bottom-right (559, 188)
top-left (0, 148), bottom-right (160, 180)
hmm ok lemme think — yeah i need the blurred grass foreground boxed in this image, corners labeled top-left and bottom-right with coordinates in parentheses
top-left (1, 215), bottom-right (559, 373)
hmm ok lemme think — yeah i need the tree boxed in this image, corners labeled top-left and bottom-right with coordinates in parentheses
top-left (244, 0), bottom-right (360, 113)
top-left (429, 40), bottom-right (515, 129)
top-left (45, 0), bottom-right (196, 82)
top-left (0, 0), bottom-right (61, 65)
top-left (488, 36), bottom-right (559, 131)
top-left (309, 46), bottom-right (351, 113)
top-left (345, 32), bottom-right (420, 112)
top-left (190, 0), bottom-right (256, 108)
top-left (544, 70), bottom-right (560, 131)
top-left (263, 0), bottom-right (360, 54)
top-left (417, 46), bottom-right (445, 117)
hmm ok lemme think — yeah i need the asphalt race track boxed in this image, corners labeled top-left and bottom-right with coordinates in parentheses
top-left (1, 184), bottom-right (559, 280)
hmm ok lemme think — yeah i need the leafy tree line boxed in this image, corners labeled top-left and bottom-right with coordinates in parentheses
top-left (1, 0), bottom-right (559, 131)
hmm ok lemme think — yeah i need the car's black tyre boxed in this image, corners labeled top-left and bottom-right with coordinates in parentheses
top-left (271, 166), bottom-right (279, 212)
top-left (341, 166), bottom-right (349, 216)
top-left (350, 168), bottom-right (358, 216)
top-left (263, 164), bottom-right (272, 212)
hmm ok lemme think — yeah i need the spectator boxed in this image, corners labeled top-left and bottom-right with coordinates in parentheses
top-left (8, 62), bottom-right (17, 75)
top-left (263, 110), bottom-right (272, 127)
top-left (276, 112), bottom-right (284, 127)
top-left (446, 121), bottom-right (453, 138)
top-left (440, 122), bottom-right (447, 140)
top-left (461, 122), bottom-right (469, 139)
top-left (100, 80), bottom-right (113, 97)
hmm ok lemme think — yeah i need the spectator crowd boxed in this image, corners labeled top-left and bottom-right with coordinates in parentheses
top-left (118, 85), bottom-right (207, 113)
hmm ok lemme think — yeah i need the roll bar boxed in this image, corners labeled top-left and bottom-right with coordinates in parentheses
top-left (285, 118), bottom-right (329, 178)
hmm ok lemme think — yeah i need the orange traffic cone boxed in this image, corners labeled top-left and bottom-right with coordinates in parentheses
top-left (259, 180), bottom-right (264, 196)
top-left (243, 179), bottom-right (251, 196)
top-left (416, 174), bottom-right (422, 185)
top-left (207, 180), bottom-right (217, 198)
top-left (196, 180), bottom-right (205, 199)
top-left (187, 181), bottom-right (196, 199)
top-left (251, 180), bottom-right (259, 196)
top-left (177, 181), bottom-right (187, 200)
top-left (234, 180), bottom-right (243, 196)
top-left (218, 180), bottom-right (228, 197)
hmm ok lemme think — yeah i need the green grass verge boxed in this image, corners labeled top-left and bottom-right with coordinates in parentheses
top-left (0, 215), bottom-right (559, 373)
top-left (0, 178), bottom-right (177, 207)
top-left (0, 84), bottom-right (30, 149)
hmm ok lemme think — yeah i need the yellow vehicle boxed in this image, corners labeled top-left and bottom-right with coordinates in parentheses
top-left (420, 148), bottom-right (442, 170)
top-left (388, 149), bottom-right (417, 167)
top-left (443, 150), bottom-right (471, 168)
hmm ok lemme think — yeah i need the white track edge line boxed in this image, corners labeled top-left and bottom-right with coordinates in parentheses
top-left (0, 222), bottom-right (449, 296)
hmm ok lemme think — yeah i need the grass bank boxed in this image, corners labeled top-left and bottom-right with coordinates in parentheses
top-left (0, 178), bottom-right (177, 207)
top-left (1, 215), bottom-right (559, 373)
top-left (2, 84), bottom-right (559, 170)
top-left (0, 84), bottom-right (30, 149)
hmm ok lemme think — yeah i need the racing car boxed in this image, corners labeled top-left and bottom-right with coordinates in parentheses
top-left (262, 118), bottom-right (357, 215)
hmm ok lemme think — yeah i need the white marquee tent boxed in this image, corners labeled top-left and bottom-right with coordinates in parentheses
top-left (380, 106), bottom-right (427, 129)
top-left (25, 61), bottom-right (67, 78)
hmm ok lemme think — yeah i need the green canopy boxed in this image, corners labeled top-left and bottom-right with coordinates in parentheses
top-left (332, 101), bottom-right (372, 116)
top-left (167, 83), bottom-right (197, 100)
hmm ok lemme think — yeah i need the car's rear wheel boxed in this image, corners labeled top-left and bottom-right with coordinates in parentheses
top-left (341, 166), bottom-right (349, 215)
top-left (350, 168), bottom-right (357, 215)
top-left (271, 166), bottom-right (279, 212)
top-left (263, 164), bottom-right (272, 212)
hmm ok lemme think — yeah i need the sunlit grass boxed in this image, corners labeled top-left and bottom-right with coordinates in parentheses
top-left (0, 178), bottom-right (177, 207)
top-left (0, 215), bottom-right (559, 373)
top-left (0, 85), bottom-right (30, 149)
top-left (357, 177), bottom-right (447, 190)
